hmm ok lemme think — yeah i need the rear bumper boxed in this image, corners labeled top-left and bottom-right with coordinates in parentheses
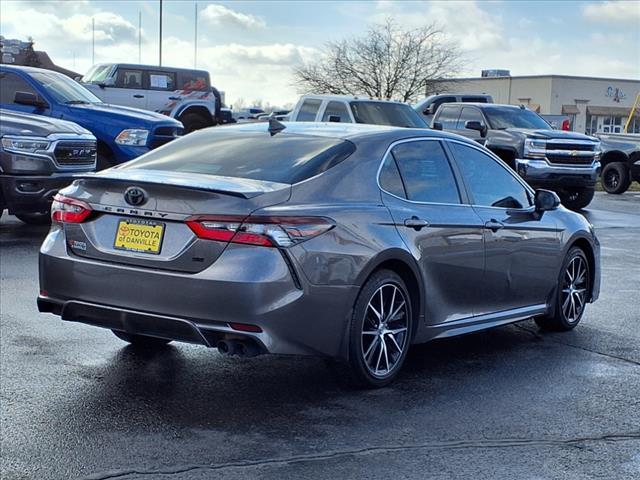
top-left (38, 230), bottom-right (358, 358)
top-left (0, 174), bottom-right (77, 214)
top-left (516, 159), bottom-right (600, 188)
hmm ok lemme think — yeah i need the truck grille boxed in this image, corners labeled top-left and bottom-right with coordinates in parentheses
top-left (150, 126), bottom-right (182, 149)
top-left (546, 154), bottom-right (595, 165)
top-left (54, 141), bottom-right (97, 166)
top-left (545, 140), bottom-right (598, 166)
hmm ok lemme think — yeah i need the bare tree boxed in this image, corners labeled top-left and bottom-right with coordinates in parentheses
top-left (294, 19), bottom-right (461, 103)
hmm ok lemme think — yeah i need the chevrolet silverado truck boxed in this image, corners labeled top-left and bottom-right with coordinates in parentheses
top-left (596, 133), bottom-right (640, 194)
top-left (433, 103), bottom-right (601, 210)
top-left (0, 65), bottom-right (183, 169)
top-left (80, 63), bottom-right (222, 133)
top-left (0, 109), bottom-right (96, 224)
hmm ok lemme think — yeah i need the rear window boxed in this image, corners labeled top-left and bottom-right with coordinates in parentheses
top-left (121, 130), bottom-right (356, 184)
top-left (350, 101), bottom-right (426, 128)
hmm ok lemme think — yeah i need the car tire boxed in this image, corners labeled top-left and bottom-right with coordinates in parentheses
top-left (601, 162), bottom-right (630, 194)
top-left (180, 113), bottom-right (211, 134)
top-left (15, 212), bottom-right (51, 225)
top-left (346, 269), bottom-right (413, 388)
top-left (535, 247), bottom-right (590, 332)
top-left (559, 187), bottom-right (595, 211)
top-left (112, 330), bottom-right (172, 348)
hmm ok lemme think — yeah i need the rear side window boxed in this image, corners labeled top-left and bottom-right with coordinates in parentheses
top-left (379, 156), bottom-right (406, 198)
top-left (429, 96), bottom-right (456, 114)
top-left (297, 99), bottom-right (322, 121)
top-left (122, 131), bottom-right (356, 184)
top-left (390, 141), bottom-right (460, 204)
top-left (0, 72), bottom-right (37, 103)
top-left (147, 71), bottom-right (176, 90)
top-left (462, 97), bottom-right (490, 103)
top-left (322, 101), bottom-right (351, 122)
top-left (435, 106), bottom-right (460, 129)
top-left (177, 72), bottom-right (209, 92)
top-left (115, 69), bottom-right (143, 89)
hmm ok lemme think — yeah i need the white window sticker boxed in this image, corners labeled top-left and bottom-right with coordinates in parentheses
top-left (150, 74), bottom-right (168, 89)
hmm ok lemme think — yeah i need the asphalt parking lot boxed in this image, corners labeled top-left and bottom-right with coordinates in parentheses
top-left (1, 192), bottom-right (639, 480)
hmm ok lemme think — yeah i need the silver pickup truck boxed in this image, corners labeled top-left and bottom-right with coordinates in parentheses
top-left (597, 133), bottom-right (640, 194)
top-left (0, 109), bottom-right (96, 224)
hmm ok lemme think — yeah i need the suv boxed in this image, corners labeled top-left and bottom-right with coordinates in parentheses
top-left (289, 95), bottom-right (427, 127)
top-left (414, 93), bottom-right (493, 125)
top-left (0, 65), bottom-right (183, 168)
top-left (81, 63), bottom-right (221, 133)
top-left (0, 109), bottom-right (96, 224)
top-left (432, 103), bottom-right (600, 210)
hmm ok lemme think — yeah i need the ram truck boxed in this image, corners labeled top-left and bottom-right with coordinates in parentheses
top-left (433, 103), bottom-right (601, 210)
top-left (0, 109), bottom-right (96, 224)
top-left (0, 65), bottom-right (183, 169)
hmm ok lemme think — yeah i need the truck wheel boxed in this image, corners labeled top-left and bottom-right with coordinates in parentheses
top-left (601, 162), bottom-right (630, 194)
top-left (180, 113), bottom-right (211, 134)
top-left (559, 187), bottom-right (595, 211)
top-left (15, 212), bottom-right (51, 225)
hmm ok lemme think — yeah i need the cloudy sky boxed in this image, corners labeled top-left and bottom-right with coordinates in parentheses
top-left (1, 0), bottom-right (638, 107)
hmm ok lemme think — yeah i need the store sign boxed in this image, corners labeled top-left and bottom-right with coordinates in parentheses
top-left (605, 86), bottom-right (626, 103)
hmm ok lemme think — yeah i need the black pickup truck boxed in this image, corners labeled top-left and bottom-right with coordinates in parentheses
top-left (0, 109), bottom-right (96, 224)
top-left (433, 103), bottom-right (601, 210)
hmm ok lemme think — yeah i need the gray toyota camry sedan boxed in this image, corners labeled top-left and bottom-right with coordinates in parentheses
top-left (38, 122), bottom-right (600, 387)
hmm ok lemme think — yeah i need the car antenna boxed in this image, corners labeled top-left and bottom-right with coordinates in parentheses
top-left (268, 116), bottom-right (286, 136)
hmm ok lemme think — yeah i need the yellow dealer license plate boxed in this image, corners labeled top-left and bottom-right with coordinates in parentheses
top-left (114, 219), bottom-right (165, 255)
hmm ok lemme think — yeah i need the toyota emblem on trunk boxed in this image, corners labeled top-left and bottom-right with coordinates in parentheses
top-left (124, 187), bottom-right (147, 206)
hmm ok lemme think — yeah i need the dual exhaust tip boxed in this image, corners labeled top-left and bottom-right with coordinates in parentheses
top-left (217, 339), bottom-right (261, 357)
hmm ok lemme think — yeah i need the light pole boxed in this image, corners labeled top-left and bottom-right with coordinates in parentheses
top-left (158, 0), bottom-right (163, 66)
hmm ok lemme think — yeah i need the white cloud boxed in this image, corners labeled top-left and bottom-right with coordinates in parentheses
top-left (200, 4), bottom-right (265, 29)
top-left (583, 1), bottom-right (640, 23)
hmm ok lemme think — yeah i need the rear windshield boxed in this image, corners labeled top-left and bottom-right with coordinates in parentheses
top-left (121, 130), bottom-right (356, 184)
top-left (350, 101), bottom-right (427, 128)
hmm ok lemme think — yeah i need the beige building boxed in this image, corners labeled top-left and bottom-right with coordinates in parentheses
top-left (435, 74), bottom-right (640, 134)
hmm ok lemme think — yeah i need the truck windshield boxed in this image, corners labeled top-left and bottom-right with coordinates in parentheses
top-left (350, 101), bottom-right (427, 128)
top-left (30, 71), bottom-right (102, 105)
top-left (82, 65), bottom-right (112, 83)
top-left (484, 108), bottom-right (551, 130)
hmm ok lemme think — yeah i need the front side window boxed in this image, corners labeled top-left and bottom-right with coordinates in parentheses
top-left (450, 142), bottom-right (531, 209)
top-left (82, 64), bottom-right (113, 83)
top-left (457, 107), bottom-right (485, 130)
top-left (297, 99), bottom-right (322, 121)
top-left (115, 69), bottom-right (143, 89)
top-left (0, 72), bottom-right (38, 104)
top-left (389, 141), bottom-right (460, 204)
top-left (322, 101), bottom-right (351, 122)
top-left (435, 106), bottom-right (460, 129)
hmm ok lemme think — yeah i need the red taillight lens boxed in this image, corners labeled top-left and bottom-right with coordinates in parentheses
top-left (51, 194), bottom-right (92, 223)
top-left (186, 215), bottom-right (334, 247)
top-left (562, 119), bottom-right (570, 131)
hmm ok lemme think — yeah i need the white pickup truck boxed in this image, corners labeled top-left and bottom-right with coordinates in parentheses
top-left (288, 95), bottom-right (427, 128)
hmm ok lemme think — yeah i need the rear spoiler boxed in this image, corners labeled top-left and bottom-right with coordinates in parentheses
top-left (72, 169), bottom-right (290, 199)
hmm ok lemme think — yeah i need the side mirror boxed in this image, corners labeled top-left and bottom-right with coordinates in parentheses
top-left (432, 121), bottom-right (443, 131)
top-left (534, 189), bottom-right (561, 212)
top-left (465, 120), bottom-right (487, 137)
top-left (328, 115), bottom-right (341, 123)
top-left (14, 91), bottom-right (48, 108)
top-left (423, 104), bottom-right (437, 115)
top-left (98, 78), bottom-right (115, 89)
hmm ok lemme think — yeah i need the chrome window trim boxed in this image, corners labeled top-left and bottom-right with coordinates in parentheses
top-left (376, 137), bottom-right (467, 207)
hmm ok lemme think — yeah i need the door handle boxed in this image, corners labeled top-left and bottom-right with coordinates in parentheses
top-left (168, 96), bottom-right (182, 100)
top-left (404, 216), bottom-right (429, 230)
top-left (133, 94), bottom-right (144, 98)
top-left (484, 219), bottom-right (504, 232)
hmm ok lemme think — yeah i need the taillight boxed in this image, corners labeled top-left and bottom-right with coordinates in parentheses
top-left (51, 194), bottom-right (92, 223)
top-left (562, 119), bottom-right (570, 131)
top-left (186, 215), bottom-right (334, 247)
